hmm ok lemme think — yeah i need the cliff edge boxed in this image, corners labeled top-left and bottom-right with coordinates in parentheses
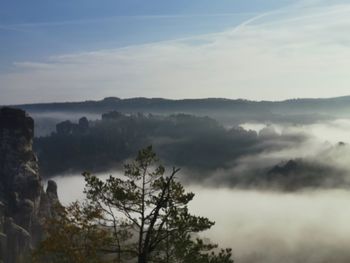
top-left (0, 108), bottom-right (59, 263)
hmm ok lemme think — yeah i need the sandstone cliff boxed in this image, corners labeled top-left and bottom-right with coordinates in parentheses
top-left (0, 108), bottom-right (59, 263)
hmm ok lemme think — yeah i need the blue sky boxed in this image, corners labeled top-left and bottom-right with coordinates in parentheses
top-left (0, 0), bottom-right (292, 72)
top-left (1, 0), bottom-right (350, 104)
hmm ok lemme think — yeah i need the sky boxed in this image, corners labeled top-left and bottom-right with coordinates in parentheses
top-left (1, 0), bottom-right (350, 104)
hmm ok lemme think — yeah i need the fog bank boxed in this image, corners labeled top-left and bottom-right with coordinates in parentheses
top-left (190, 187), bottom-right (350, 263)
top-left (50, 173), bottom-right (350, 263)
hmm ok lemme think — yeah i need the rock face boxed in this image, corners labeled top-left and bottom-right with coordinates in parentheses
top-left (0, 108), bottom-right (59, 263)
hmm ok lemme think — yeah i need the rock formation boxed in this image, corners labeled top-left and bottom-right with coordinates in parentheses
top-left (0, 107), bottom-right (59, 263)
top-left (56, 116), bottom-right (89, 135)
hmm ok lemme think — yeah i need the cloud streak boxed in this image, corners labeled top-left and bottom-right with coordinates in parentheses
top-left (0, 12), bottom-right (258, 30)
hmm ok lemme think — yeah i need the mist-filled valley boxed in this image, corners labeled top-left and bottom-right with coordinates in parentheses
top-left (31, 103), bottom-right (350, 192)
top-left (29, 99), bottom-right (350, 263)
top-left (51, 174), bottom-right (350, 263)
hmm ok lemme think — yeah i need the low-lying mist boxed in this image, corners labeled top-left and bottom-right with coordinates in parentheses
top-left (38, 115), bottom-right (350, 191)
top-left (178, 119), bottom-right (350, 191)
top-left (50, 173), bottom-right (350, 263)
top-left (43, 115), bottom-right (350, 262)
top-left (190, 187), bottom-right (350, 263)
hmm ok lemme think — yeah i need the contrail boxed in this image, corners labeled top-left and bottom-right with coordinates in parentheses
top-left (228, 1), bottom-right (313, 34)
top-left (230, 11), bottom-right (277, 34)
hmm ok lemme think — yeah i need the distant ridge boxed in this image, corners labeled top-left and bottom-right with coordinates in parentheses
top-left (10, 95), bottom-right (350, 115)
top-left (11, 94), bottom-right (350, 106)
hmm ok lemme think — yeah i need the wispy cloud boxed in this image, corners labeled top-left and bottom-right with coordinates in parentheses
top-left (2, 2), bottom-right (350, 104)
top-left (0, 12), bottom-right (258, 30)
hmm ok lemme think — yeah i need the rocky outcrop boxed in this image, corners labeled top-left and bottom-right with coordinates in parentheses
top-left (0, 107), bottom-right (59, 263)
top-left (56, 117), bottom-right (89, 135)
top-left (265, 159), bottom-right (347, 191)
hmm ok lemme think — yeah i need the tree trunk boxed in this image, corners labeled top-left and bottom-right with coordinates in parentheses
top-left (138, 252), bottom-right (148, 263)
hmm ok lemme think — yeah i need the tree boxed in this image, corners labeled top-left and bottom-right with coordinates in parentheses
top-left (84, 146), bottom-right (233, 263)
top-left (32, 202), bottom-right (114, 263)
top-left (34, 146), bottom-right (234, 263)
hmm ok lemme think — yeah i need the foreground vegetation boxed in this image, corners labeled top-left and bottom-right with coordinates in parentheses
top-left (33, 146), bottom-right (234, 263)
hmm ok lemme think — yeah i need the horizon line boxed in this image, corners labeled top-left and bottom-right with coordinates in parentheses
top-left (4, 94), bottom-right (350, 107)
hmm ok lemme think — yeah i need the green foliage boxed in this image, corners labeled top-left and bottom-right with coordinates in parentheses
top-left (35, 146), bottom-right (234, 263)
top-left (33, 202), bottom-right (114, 263)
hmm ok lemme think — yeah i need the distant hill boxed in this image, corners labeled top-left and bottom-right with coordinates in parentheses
top-left (13, 95), bottom-right (350, 117)
top-left (14, 97), bottom-right (271, 115)
top-left (8, 96), bottom-right (350, 136)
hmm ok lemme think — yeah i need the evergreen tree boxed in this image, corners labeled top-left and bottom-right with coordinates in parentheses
top-left (34, 146), bottom-right (234, 263)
